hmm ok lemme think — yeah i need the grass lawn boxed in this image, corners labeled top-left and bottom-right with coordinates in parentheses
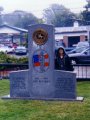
top-left (0, 80), bottom-right (90, 120)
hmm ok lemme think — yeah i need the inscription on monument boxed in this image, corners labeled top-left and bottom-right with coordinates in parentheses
top-left (12, 77), bottom-right (26, 89)
top-left (54, 71), bottom-right (76, 99)
top-left (33, 76), bottom-right (49, 83)
top-left (55, 77), bottom-right (75, 92)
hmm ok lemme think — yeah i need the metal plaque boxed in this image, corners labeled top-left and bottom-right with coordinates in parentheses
top-left (33, 29), bottom-right (48, 45)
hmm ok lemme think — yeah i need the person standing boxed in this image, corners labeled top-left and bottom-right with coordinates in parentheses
top-left (55, 47), bottom-right (74, 71)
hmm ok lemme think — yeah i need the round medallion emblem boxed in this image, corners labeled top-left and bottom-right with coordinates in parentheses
top-left (33, 29), bottom-right (48, 45)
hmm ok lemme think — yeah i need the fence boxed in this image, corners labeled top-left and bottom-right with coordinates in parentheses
top-left (0, 63), bottom-right (90, 80)
top-left (0, 63), bottom-right (28, 79)
top-left (74, 64), bottom-right (90, 80)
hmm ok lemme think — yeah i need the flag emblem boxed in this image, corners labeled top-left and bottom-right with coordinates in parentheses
top-left (33, 49), bottom-right (49, 72)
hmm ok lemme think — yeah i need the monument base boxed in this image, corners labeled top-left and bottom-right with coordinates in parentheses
top-left (9, 70), bottom-right (77, 99)
top-left (2, 95), bottom-right (84, 102)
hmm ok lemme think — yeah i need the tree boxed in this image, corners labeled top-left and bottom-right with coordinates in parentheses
top-left (15, 12), bottom-right (39, 29)
top-left (81, 0), bottom-right (90, 25)
top-left (43, 4), bottom-right (77, 27)
top-left (2, 10), bottom-right (40, 29)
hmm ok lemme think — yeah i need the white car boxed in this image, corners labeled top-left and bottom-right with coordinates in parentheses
top-left (76, 41), bottom-right (89, 48)
top-left (15, 46), bottom-right (27, 55)
top-left (0, 46), bottom-right (14, 53)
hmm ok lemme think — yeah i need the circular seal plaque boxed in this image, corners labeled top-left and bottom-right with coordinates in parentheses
top-left (33, 29), bottom-right (48, 45)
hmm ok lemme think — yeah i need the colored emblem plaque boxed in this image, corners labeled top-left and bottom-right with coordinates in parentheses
top-left (33, 49), bottom-right (49, 72)
top-left (33, 29), bottom-right (48, 45)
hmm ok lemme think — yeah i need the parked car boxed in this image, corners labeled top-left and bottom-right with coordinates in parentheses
top-left (15, 46), bottom-right (27, 55)
top-left (0, 44), bottom-right (4, 47)
top-left (68, 48), bottom-right (90, 64)
top-left (0, 46), bottom-right (14, 54)
top-left (76, 41), bottom-right (89, 49)
top-left (12, 43), bottom-right (18, 49)
top-left (67, 41), bottom-right (89, 54)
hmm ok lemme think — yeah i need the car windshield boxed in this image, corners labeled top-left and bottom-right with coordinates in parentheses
top-left (81, 48), bottom-right (90, 55)
top-left (68, 46), bottom-right (89, 54)
top-left (16, 46), bottom-right (26, 50)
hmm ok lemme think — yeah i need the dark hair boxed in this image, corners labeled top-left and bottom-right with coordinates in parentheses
top-left (56, 47), bottom-right (66, 57)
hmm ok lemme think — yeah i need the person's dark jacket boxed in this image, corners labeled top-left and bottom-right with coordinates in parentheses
top-left (55, 47), bottom-right (74, 71)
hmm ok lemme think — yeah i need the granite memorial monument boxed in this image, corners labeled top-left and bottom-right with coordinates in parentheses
top-left (3, 24), bottom-right (83, 101)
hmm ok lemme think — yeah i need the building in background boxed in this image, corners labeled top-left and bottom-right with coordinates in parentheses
top-left (55, 21), bottom-right (88, 47)
top-left (0, 24), bottom-right (28, 46)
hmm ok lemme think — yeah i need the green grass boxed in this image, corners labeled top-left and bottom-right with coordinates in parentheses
top-left (0, 79), bottom-right (9, 96)
top-left (0, 80), bottom-right (90, 120)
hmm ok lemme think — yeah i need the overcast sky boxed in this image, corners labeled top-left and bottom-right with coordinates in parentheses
top-left (0, 0), bottom-right (87, 17)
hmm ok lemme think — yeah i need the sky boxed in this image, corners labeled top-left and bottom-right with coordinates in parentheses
top-left (0, 0), bottom-right (87, 18)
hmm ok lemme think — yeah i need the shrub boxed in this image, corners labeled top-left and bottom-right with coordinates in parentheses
top-left (0, 52), bottom-right (28, 64)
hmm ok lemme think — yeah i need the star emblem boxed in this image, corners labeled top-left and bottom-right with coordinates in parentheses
top-left (33, 29), bottom-right (48, 45)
